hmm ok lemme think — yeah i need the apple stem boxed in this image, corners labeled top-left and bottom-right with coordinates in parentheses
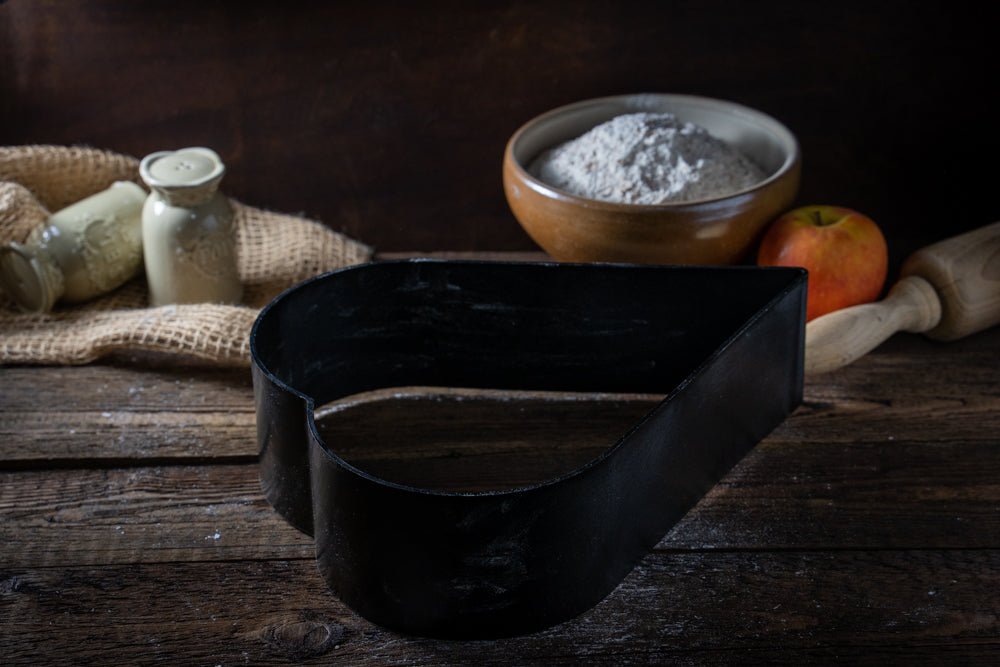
top-left (814, 210), bottom-right (830, 227)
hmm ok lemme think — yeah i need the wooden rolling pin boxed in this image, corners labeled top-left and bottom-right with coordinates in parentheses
top-left (805, 221), bottom-right (1000, 374)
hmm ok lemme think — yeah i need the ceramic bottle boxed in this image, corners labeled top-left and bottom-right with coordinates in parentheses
top-left (139, 147), bottom-right (243, 307)
top-left (0, 180), bottom-right (147, 313)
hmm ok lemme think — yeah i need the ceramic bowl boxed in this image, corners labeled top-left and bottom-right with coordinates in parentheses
top-left (502, 93), bottom-right (801, 265)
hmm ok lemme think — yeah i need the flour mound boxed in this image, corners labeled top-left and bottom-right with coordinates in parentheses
top-left (528, 112), bottom-right (767, 205)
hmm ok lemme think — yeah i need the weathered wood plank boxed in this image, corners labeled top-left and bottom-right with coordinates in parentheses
top-left (0, 361), bottom-right (256, 464)
top-left (3, 327), bottom-right (997, 468)
top-left (0, 359), bottom-right (254, 412)
top-left (0, 464), bottom-right (312, 568)
top-left (1, 289), bottom-right (997, 663)
top-left (3, 415), bottom-right (999, 571)
top-left (2, 550), bottom-right (998, 665)
top-left (663, 436), bottom-right (1000, 551)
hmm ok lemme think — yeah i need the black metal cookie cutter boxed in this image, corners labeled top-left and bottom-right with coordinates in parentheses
top-left (250, 259), bottom-right (806, 638)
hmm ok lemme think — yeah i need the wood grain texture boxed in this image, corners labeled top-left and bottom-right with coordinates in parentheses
top-left (805, 275), bottom-right (943, 375)
top-left (0, 361), bottom-right (255, 465)
top-left (2, 0), bottom-right (999, 655)
top-left (2, 552), bottom-right (998, 665)
top-left (0, 465), bottom-right (313, 568)
top-left (900, 221), bottom-right (1000, 341)
top-left (2, 314), bottom-right (1000, 663)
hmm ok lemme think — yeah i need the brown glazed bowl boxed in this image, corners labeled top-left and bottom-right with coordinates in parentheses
top-left (502, 93), bottom-right (801, 265)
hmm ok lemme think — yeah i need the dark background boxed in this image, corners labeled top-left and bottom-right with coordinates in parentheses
top-left (2, 0), bottom-right (995, 275)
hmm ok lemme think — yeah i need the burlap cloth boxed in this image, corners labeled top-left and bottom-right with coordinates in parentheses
top-left (0, 145), bottom-right (374, 366)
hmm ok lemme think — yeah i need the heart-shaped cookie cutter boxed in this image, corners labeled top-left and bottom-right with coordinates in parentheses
top-left (251, 259), bottom-right (806, 638)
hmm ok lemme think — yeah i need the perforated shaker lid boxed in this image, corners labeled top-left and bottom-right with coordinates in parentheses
top-left (140, 147), bottom-right (225, 188)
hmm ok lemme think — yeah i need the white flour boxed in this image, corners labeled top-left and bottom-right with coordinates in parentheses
top-left (528, 112), bottom-right (766, 204)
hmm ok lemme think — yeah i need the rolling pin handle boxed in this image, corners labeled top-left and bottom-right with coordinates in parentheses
top-left (805, 275), bottom-right (942, 375)
top-left (805, 221), bottom-right (1000, 374)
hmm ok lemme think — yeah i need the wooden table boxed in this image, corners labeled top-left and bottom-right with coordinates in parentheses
top-left (2, 256), bottom-right (999, 664)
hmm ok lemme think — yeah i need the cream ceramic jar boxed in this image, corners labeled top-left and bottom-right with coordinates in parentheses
top-left (0, 181), bottom-right (146, 313)
top-left (139, 147), bottom-right (243, 307)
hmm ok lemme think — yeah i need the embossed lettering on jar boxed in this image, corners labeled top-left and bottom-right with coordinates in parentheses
top-left (139, 147), bottom-right (243, 307)
top-left (0, 181), bottom-right (146, 313)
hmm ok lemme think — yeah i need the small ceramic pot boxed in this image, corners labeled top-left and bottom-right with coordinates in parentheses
top-left (139, 147), bottom-right (243, 307)
top-left (0, 180), bottom-right (147, 313)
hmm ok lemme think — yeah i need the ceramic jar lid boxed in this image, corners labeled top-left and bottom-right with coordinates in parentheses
top-left (140, 147), bottom-right (226, 207)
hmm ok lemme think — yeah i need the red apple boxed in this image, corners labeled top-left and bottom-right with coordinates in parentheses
top-left (757, 205), bottom-right (888, 322)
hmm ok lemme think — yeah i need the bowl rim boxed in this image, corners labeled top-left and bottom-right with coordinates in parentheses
top-left (504, 92), bottom-right (801, 211)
